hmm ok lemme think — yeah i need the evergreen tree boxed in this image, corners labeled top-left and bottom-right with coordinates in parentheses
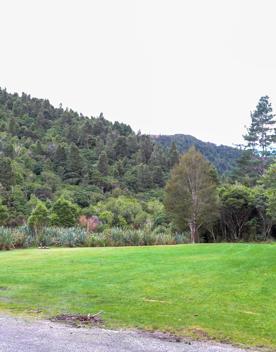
top-left (137, 164), bottom-right (153, 191)
top-left (64, 144), bottom-right (83, 184)
top-left (53, 145), bottom-right (67, 172)
top-left (244, 96), bottom-right (276, 168)
top-left (230, 150), bottom-right (261, 186)
top-left (0, 157), bottom-right (15, 190)
top-left (168, 142), bottom-right (179, 168)
top-left (79, 121), bottom-right (94, 147)
top-left (8, 117), bottom-right (18, 135)
top-left (0, 201), bottom-right (8, 225)
top-left (97, 151), bottom-right (109, 176)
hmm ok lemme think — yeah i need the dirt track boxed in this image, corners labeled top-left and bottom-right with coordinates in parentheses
top-left (0, 314), bottom-right (260, 352)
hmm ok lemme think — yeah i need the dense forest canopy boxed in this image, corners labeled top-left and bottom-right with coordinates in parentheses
top-left (0, 88), bottom-right (275, 244)
top-left (0, 88), bottom-right (239, 225)
top-left (153, 134), bottom-right (241, 174)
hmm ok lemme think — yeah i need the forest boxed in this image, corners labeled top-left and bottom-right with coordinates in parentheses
top-left (0, 88), bottom-right (275, 248)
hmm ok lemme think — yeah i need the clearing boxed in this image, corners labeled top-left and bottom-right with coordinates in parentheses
top-left (0, 244), bottom-right (275, 349)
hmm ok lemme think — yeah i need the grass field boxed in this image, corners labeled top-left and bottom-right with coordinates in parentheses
top-left (0, 244), bottom-right (276, 348)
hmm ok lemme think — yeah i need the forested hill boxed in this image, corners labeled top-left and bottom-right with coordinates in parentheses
top-left (0, 88), bottom-right (241, 224)
top-left (153, 134), bottom-right (241, 174)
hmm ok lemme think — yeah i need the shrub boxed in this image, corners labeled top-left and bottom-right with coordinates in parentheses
top-left (50, 197), bottom-right (79, 227)
top-left (58, 227), bottom-right (87, 247)
top-left (86, 227), bottom-right (186, 247)
top-left (0, 227), bottom-right (14, 250)
top-left (0, 226), bottom-right (186, 250)
top-left (28, 201), bottom-right (49, 234)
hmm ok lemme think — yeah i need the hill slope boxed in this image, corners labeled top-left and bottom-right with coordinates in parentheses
top-left (0, 88), bottom-right (240, 224)
top-left (153, 134), bottom-right (241, 174)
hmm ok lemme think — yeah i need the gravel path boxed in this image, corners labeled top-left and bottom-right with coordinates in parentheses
top-left (0, 314), bottom-right (259, 352)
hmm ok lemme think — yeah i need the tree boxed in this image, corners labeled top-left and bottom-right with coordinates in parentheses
top-left (64, 144), bottom-right (83, 184)
top-left (219, 184), bottom-right (253, 241)
top-left (0, 157), bottom-right (15, 190)
top-left (165, 147), bottom-right (218, 243)
top-left (0, 201), bottom-right (8, 225)
top-left (27, 201), bottom-right (49, 234)
top-left (168, 142), bottom-right (179, 168)
top-left (252, 187), bottom-right (272, 240)
top-left (137, 164), bottom-right (153, 191)
top-left (50, 197), bottom-right (79, 227)
top-left (8, 117), bottom-right (18, 135)
top-left (244, 96), bottom-right (276, 171)
top-left (259, 162), bottom-right (276, 189)
top-left (97, 151), bottom-right (109, 176)
top-left (230, 150), bottom-right (262, 186)
top-left (53, 145), bottom-right (67, 171)
top-left (138, 135), bottom-right (154, 163)
top-left (267, 190), bottom-right (276, 228)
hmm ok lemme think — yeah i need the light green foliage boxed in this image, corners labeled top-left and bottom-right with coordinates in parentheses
top-left (259, 162), bottom-right (276, 188)
top-left (93, 196), bottom-right (148, 228)
top-left (267, 189), bottom-right (276, 223)
top-left (28, 201), bottom-right (49, 232)
top-left (146, 199), bottom-right (168, 227)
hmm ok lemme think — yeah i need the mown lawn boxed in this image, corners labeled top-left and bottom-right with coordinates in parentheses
top-left (0, 244), bottom-right (276, 348)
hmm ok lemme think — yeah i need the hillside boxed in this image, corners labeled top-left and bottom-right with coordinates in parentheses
top-left (153, 134), bottom-right (241, 174)
top-left (0, 88), bottom-right (239, 225)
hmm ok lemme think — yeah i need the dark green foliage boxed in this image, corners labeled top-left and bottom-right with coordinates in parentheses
top-left (154, 134), bottom-right (241, 174)
top-left (97, 151), bottom-right (109, 176)
top-left (244, 96), bottom-right (276, 158)
top-left (229, 149), bottom-right (262, 186)
top-left (0, 202), bottom-right (8, 225)
top-left (50, 197), bottom-right (79, 227)
top-left (230, 97), bottom-right (276, 186)
top-left (168, 142), bottom-right (179, 168)
top-left (64, 144), bottom-right (83, 184)
top-left (219, 184), bottom-right (254, 241)
top-left (0, 157), bottom-right (15, 190)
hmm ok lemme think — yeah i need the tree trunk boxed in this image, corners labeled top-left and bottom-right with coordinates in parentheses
top-left (189, 222), bottom-right (198, 243)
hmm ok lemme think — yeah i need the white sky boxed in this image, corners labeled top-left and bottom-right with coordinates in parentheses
top-left (0, 0), bottom-right (276, 146)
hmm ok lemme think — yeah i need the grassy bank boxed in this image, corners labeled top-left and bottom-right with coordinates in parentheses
top-left (0, 244), bottom-right (276, 348)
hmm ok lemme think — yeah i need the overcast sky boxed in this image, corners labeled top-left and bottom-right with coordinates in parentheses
top-left (1, 0), bottom-right (276, 146)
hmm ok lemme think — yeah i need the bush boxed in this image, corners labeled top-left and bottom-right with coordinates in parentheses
top-left (0, 226), bottom-right (186, 250)
top-left (0, 227), bottom-right (14, 250)
top-left (86, 227), bottom-right (186, 247)
top-left (58, 227), bottom-right (87, 247)
top-left (50, 197), bottom-right (79, 227)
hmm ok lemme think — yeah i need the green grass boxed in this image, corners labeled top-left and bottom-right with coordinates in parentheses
top-left (0, 244), bottom-right (276, 348)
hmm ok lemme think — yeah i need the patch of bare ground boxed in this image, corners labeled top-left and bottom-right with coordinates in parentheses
top-left (51, 311), bottom-right (103, 327)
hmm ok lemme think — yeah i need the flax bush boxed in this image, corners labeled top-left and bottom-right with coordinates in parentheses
top-left (0, 227), bottom-right (14, 250)
top-left (0, 226), bottom-right (186, 250)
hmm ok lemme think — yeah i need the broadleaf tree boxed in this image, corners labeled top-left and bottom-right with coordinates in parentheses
top-left (165, 147), bottom-right (218, 243)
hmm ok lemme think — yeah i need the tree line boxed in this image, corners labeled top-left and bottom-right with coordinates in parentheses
top-left (165, 96), bottom-right (276, 242)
